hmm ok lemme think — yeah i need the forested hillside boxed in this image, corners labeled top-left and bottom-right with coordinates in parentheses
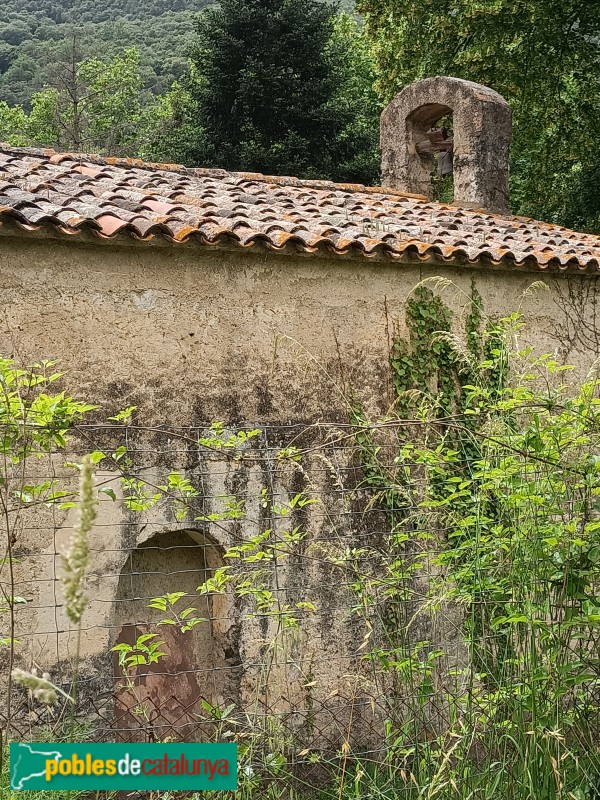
top-left (0, 1), bottom-right (210, 105)
top-left (0, 0), bottom-right (354, 106)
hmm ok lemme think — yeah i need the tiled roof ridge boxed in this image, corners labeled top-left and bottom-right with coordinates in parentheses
top-left (0, 143), bottom-right (428, 201)
top-left (2, 142), bottom-right (600, 272)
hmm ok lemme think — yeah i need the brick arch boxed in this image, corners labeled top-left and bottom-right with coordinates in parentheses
top-left (381, 76), bottom-right (512, 213)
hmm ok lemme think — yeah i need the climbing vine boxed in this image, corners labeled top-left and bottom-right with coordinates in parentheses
top-left (345, 284), bottom-right (600, 800)
top-left (390, 285), bottom-right (456, 413)
top-left (389, 280), bottom-right (486, 416)
top-left (351, 279), bottom-right (488, 527)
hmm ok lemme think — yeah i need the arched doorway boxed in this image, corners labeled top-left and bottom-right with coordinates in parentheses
top-left (112, 529), bottom-right (223, 742)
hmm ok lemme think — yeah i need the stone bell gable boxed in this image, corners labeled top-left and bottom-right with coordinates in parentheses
top-left (381, 76), bottom-right (512, 213)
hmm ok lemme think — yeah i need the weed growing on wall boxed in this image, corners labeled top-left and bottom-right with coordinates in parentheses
top-left (347, 295), bottom-right (600, 800)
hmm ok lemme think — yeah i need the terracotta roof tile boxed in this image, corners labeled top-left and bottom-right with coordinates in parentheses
top-left (1, 143), bottom-right (600, 271)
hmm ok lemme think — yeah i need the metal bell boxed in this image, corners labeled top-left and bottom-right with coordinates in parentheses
top-left (438, 149), bottom-right (453, 177)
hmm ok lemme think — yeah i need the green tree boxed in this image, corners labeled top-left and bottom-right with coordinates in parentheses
top-left (165, 0), bottom-right (379, 183)
top-left (138, 78), bottom-right (196, 163)
top-left (45, 45), bottom-right (146, 154)
top-left (0, 90), bottom-right (59, 147)
top-left (328, 12), bottom-right (382, 184)
top-left (356, 0), bottom-right (600, 230)
top-left (0, 46), bottom-right (168, 155)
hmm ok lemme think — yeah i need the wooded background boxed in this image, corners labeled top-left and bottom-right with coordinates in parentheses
top-left (1, 0), bottom-right (599, 231)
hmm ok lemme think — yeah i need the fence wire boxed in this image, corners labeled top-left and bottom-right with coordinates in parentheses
top-left (2, 418), bottom-right (600, 798)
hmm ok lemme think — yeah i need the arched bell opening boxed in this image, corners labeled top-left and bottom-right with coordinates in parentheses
top-left (406, 103), bottom-right (455, 204)
top-left (112, 529), bottom-right (227, 742)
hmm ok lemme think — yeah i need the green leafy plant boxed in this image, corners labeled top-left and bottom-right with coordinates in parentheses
top-left (111, 634), bottom-right (167, 729)
top-left (346, 303), bottom-right (600, 800)
top-left (147, 592), bottom-right (207, 633)
top-left (112, 633), bottom-right (167, 672)
top-left (0, 357), bottom-right (97, 754)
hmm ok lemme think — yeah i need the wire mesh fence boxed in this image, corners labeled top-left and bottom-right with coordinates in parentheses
top-left (2, 411), bottom-right (600, 798)
top-left (3, 422), bottom-right (394, 742)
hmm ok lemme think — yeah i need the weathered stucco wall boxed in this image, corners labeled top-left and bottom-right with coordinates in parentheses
top-left (0, 235), bottom-right (597, 422)
top-left (2, 233), bottom-right (600, 744)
